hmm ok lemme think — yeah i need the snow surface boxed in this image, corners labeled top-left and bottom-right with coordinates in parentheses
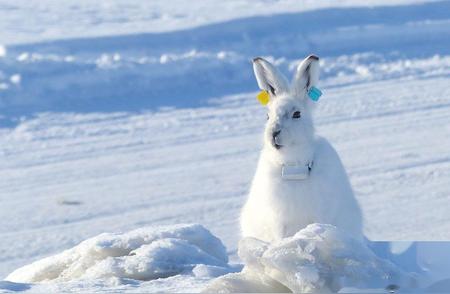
top-left (1, 0), bottom-right (450, 292)
top-left (0, 0), bottom-right (434, 45)
top-left (1, 1), bottom-right (449, 118)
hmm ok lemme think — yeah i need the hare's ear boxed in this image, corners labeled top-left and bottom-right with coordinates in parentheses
top-left (252, 57), bottom-right (289, 97)
top-left (292, 55), bottom-right (320, 98)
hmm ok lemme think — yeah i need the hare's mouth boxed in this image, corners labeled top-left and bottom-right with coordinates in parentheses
top-left (272, 137), bottom-right (283, 149)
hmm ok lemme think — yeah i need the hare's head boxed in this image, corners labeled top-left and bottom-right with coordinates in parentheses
top-left (253, 55), bottom-right (320, 160)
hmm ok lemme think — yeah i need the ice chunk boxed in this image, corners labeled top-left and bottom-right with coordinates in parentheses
top-left (206, 224), bottom-right (416, 293)
top-left (6, 224), bottom-right (230, 283)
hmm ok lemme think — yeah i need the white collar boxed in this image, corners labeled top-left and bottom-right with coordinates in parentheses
top-left (281, 160), bottom-right (313, 180)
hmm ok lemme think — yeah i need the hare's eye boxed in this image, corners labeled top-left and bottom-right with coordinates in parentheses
top-left (292, 111), bottom-right (301, 119)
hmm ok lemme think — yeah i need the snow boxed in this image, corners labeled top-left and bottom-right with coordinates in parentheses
top-left (5, 224), bottom-right (450, 293)
top-left (0, 0), bottom-right (450, 292)
top-left (0, 45), bottom-right (6, 57)
top-left (0, 0), bottom-right (433, 45)
top-left (0, 275), bottom-right (212, 293)
top-left (1, 1), bottom-right (449, 117)
top-left (2, 224), bottom-right (235, 293)
top-left (5, 224), bottom-right (233, 287)
top-left (9, 74), bottom-right (20, 84)
top-left (206, 224), bottom-right (415, 293)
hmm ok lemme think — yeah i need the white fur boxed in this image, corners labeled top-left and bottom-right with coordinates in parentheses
top-left (240, 55), bottom-right (363, 242)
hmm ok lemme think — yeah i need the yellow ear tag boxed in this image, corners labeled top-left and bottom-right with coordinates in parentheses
top-left (257, 90), bottom-right (270, 105)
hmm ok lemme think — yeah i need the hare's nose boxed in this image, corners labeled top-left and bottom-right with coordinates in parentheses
top-left (272, 130), bottom-right (281, 140)
top-left (272, 129), bottom-right (282, 149)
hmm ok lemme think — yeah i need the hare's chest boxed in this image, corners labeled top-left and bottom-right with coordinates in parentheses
top-left (270, 178), bottom-right (316, 209)
top-left (244, 163), bottom-right (333, 241)
top-left (258, 179), bottom-right (321, 239)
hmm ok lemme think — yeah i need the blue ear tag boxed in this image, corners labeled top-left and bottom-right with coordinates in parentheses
top-left (308, 86), bottom-right (322, 102)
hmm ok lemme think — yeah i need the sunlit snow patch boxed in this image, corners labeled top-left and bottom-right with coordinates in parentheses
top-left (0, 45), bottom-right (6, 57)
top-left (6, 224), bottom-right (231, 283)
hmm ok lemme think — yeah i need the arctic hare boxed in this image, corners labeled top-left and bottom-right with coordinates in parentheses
top-left (240, 55), bottom-right (363, 242)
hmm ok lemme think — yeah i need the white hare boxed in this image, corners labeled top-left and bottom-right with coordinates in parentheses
top-left (240, 55), bottom-right (363, 242)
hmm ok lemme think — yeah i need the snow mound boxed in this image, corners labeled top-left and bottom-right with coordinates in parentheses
top-left (205, 224), bottom-right (417, 293)
top-left (6, 224), bottom-right (230, 283)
